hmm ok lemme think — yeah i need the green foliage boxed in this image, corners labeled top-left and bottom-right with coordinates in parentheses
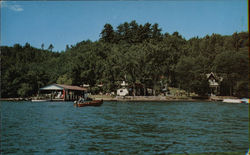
top-left (1, 21), bottom-right (248, 98)
top-left (213, 50), bottom-right (248, 96)
top-left (17, 83), bottom-right (33, 97)
top-left (175, 56), bottom-right (210, 95)
top-left (235, 80), bottom-right (248, 98)
top-left (57, 74), bottom-right (72, 85)
top-left (48, 44), bottom-right (54, 51)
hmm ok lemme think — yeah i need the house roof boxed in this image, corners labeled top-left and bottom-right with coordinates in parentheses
top-left (206, 72), bottom-right (216, 79)
top-left (40, 84), bottom-right (87, 91)
top-left (206, 72), bottom-right (223, 81)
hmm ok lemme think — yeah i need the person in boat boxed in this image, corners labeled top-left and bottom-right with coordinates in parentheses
top-left (78, 97), bottom-right (85, 103)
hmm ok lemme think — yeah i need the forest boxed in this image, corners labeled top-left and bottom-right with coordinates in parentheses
top-left (1, 21), bottom-right (249, 98)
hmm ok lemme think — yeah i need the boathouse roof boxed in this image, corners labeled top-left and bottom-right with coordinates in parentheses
top-left (40, 84), bottom-right (87, 91)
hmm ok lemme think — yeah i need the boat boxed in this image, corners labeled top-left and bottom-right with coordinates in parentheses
top-left (222, 98), bottom-right (249, 104)
top-left (222, 99), bottom-right (241, 103)
top-left (74, 99), bottom-right (103, 107)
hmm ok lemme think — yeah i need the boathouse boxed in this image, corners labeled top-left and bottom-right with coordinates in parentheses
top-left (39, 84), bottom-right (87, 101)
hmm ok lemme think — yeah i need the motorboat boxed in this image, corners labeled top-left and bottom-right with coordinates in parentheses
top-left (74, 99), bottom-right (103, 107)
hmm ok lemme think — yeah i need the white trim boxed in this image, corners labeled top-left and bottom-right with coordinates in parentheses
top-left (40, 84), bottom-right (63, 90)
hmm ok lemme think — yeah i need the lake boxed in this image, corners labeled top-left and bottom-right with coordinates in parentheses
top-left (1, 101), bottom-right (249, 154)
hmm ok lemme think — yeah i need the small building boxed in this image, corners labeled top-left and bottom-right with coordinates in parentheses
top-left (117, 88), bottom-right (129, 96)
top-left (117, 81), bottom-right (129, 96)
top-left (39, 84), bottom-right (87, 101)
top-left (206, 72), bottom-right (223, 96)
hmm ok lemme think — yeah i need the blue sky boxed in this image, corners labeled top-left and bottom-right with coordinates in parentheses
top-left (1, 1), bottom-right (248, 52)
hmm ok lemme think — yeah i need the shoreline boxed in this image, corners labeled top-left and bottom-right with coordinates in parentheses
top-left (99, 98), bottom-right (211, 102)
top-left (92, 96), bottom-right (209, 102)
top-left (0, 96), bottom-right (213, 102)
top-left (0, 95), bottom-right (240, 102)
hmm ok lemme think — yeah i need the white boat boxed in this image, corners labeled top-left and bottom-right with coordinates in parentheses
top-left (222, 98), bottom-right (249, 104)
top-left (222, 99), bottom-right (241, 103)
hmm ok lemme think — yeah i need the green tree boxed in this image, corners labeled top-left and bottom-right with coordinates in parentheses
top-left (176, 56), bottom-right (210, 96)
top-left (17, 83), bottom-right (33, 97)
top-left (100, 23), bottom-right (115, 43)
top-left (57, 74), bottom-right (72, 85)
top-left (48, 44), bottom-right (54, 51)
top-left (213, 50), bottom-right (248, 96)
top-left (1, 21), bottom-right (248, 98)
top-left (41, 43), bottom-right (44, 50)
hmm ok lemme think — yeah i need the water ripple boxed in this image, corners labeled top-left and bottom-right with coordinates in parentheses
top-left (1, 101), bottom-right (248, 154)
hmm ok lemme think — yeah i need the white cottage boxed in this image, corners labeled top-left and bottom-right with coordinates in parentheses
top-left (206, 72), bottom-right (223, 96)
top-left (117, 81), bottom-right (129, 96)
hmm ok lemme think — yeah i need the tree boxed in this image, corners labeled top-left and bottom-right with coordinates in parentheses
top-left (57, 74), bottom-right (72, 85)
top-left (1, 21), bottom-right (248, 98)
top-left (17, 83), bottom-right (33, 97)
top-left (100, 23), bottom-right (115, 43)
top-left (65, 44), bottom-right (70, 51)
top-left (213, 51), bottom-right (248, 96)
top-left (152, 23), bottom-right (162, 41)
top-left (176, 56), bottom-right (210, 96)
top-left (48, 44), bottom-right (54, 51)
top-left (24, 42), bottom-right (31, 48)
top-left (41, 43), bottom-right (44, 50)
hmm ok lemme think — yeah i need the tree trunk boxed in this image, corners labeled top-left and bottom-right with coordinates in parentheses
top-left (153, 82), bottom-right (157, 96)
top-left (133, 83), bottom-right (136, 96)
top-left (143, 84), bottom-right (146, 96)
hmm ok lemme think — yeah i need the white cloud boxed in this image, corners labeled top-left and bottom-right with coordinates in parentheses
top-left (1, 1), bottom-right (24, 12)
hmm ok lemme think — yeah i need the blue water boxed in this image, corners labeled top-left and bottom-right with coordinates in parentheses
top-left (1, 101), bottom-right (249, 154)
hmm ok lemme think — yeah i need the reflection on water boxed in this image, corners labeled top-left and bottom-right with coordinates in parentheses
top-left (1, 101), bottom-right (249, 154)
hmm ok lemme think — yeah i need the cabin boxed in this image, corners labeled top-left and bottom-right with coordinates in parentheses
top-left (117, 88), bottom-right (129, 96)
top-left (116, 81), bottom-right (154, 96)
top-left (206, 72), bottom-right (223, 96)
top-left (117, 81), bottom-right (129, 96)
top-left (39, 84), bottom-right (87, 101)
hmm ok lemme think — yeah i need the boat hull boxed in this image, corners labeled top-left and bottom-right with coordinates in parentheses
top-left (222, 98), bottom-right (249, 104)
top-left (32, 99), bottom-right (50, 102)
top-left (74, 100), bottom-right (103, 107)
top-left (222, 99), bottom-right (241, 103)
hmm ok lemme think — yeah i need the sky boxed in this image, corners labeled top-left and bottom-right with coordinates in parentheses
top-left (1, 0), bottom-right (248, 52)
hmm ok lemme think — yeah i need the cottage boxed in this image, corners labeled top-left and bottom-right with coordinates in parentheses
top-left (117, 81), bottom-right (129, 96)
top-left (117, 88), bottom-right (129, 96)
top-left (39, 84), bottom-right (87, 101)
top-left (206, 72), bottom-right (223, 96)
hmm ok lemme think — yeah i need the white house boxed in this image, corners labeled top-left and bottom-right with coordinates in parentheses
top-left (206, 72), bottom-right (223, 96)
top-left (117, 88), bottom-right (129, 96)
top-left (117, 81), bottom-right (129, 96)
